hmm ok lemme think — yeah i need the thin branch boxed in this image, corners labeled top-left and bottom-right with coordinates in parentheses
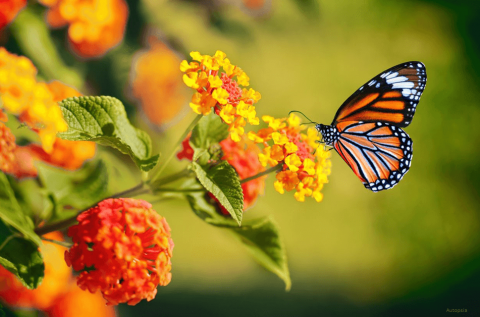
top-left (41, 237), bottom-right (72, 248)
top-left (34, 182), bottom-right (147, 236)
top-left (148, 114), bottom-right (202, 183)
top-left (240, 164), bottom-right (283, 184)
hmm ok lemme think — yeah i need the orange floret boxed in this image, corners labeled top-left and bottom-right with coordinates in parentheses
top-left (130, 37), bottom-right (187, 127)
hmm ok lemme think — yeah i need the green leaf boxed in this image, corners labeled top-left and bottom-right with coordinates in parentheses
top-left (0, 220), bottom-right (44, 289)
top-left (39, 160), bottom-right (109, 208)
top-left (190, 113), bottom-right (228, 164)
top-left (185, 191), bottom-right (290, 289)
top-left (37, 160), bottom-right (109, 222)
top-left (58, 96), bottom-right (159, 171)
top-left (192, 161), bottom-right (243, 225)
top-left (0, 172), bottom-right (41, 245)
top-left (186, 191), bottom-right (239, 227)
top-left (231, 216), bottom-right (291, 290)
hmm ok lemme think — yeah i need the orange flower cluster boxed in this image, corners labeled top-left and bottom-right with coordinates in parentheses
top-left (130, 37), bottom-right (187, 127)
top-left (0, 48), bottom-right (96, 177)
top-left (248, 113), bottom-right (332, 202)
top-left (0, 0), bottom-right (26, 30)
top-left (177, 134), bottom-right (265, 212)
top-left (27, 138), bottom-right (96, 171)
top-left (39, 0), bottom-right (128, 58)
top-left (0, 119), bottom-right (16, 174)
top-left (65, 198), bottom-right (173, 306)
top-left (46, 284), bottom-right (117, 317)
top-left (0, 232), bottom-right (116, 316)
top-left (181, 51), bottom-right (261, 141)
top-left (0, 48), bottom-right (67, 152)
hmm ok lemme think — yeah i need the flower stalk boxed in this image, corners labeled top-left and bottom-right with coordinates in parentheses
top-left (149, 114), bottom-right (202, 183)
top-left (240, 164), bottom-right (282, 184)
top-left (34, 182), bottom-right (147, 236)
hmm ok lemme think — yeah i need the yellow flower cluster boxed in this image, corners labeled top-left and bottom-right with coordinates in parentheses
top-left (0, 48), bottom-right (67, 153)
top-left (248, 114), bottom-right (332, 202)
top-left (180, 51), bottom-right (261, 142)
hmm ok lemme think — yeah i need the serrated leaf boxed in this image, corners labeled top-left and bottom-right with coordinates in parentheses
top-left (231, 216), bottom-right (291, 290)
top-left (186, 191), bottom-right (239, 227)
top-left (58, 96), bottom-right (159, 171)
top-left (192, 161), bottom-right (243, 225)
top-left (190, 113), bottom-right (228, 164)
top-left (0, 220), bottom-right (44, 289)
top-left (0, 172), bottom-right (41, 245)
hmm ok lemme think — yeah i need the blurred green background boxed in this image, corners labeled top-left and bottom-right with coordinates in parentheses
top-left (5, 0), bottom-right (480, 315)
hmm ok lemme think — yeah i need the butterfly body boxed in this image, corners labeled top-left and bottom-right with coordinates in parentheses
top-left (315, 124), bottom-right (338, 146)
top-left (314, 61), bottom-right (426, 192)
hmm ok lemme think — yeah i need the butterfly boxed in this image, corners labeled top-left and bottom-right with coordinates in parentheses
top-left (301, 61), bottom-right (426, 192)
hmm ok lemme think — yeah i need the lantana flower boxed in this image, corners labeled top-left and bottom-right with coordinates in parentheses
top-left (0, 48), bottom-right (96, 177)
top-left (64, 198), bottom-right (173, 306)
top-left (46, 283), bottom-right (116, 317)
top-left (181, 51), bottom-right (261, 142)
top-left (177, 134), bottom-right (266, 212)
top-left (0, 48), bottom-right (67, 152)
top-left (0, 117), bottom-right (16, 175)
top-left (130, 37), bottom-right (187, 127)
top-left (39, 0), bottom-right (128, 58)
top-left (248, 113), bottom-right (332, 202)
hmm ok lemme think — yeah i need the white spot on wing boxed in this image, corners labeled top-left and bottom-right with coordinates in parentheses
top-left (386, 72), bottom-right (398, 79)
top-left (392, 82), bottom-right (415, 89)
top-left (387, 76), bottom-right (408, 84)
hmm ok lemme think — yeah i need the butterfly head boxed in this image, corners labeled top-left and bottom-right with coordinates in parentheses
top-left (315, 124), bottom-right (338, 146)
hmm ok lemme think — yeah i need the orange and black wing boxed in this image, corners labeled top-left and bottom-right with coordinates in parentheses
top-left (332, 62), bottom-right (426, 128)
top-left (333, 121), bottom-right (412, 192)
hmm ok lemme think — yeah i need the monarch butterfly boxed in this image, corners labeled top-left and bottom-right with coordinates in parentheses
top-left (296, 62), bottom-right (427, 192)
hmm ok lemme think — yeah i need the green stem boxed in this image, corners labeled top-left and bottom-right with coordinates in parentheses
top-left (155, 188), bottom-right (205, 193)
top-left (240, 164), bottom-right (283, 184)
top-left (41, 238), bottom-right (72, 248)
top-left (0, 235), bottom-right (16, 252)
top-left (149, 169), bottom-right (193, 188)
top-left (149, 114), bottom-right (202, 183)
top-left (34, 182), bottom-right (147, 236)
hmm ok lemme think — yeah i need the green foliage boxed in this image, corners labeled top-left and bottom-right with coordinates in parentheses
top-left (187, 113), bottom-right (244, 224)
top-left (10, 7), bottom-right (83, 88)
top-left (0, 220), bottom-right (44, 290)
top-left (186, 191), bottom-right (290, 289)
top-left (186, 191), bottom-right (239, 227)
top-left (191, 162), bottom-right (244, 226)
top-left (58, 96), bottom-right (159, 171)
top-left (37, 160), bottom-right (109, 222)
top-left (231, 217), bottom-right (291, 290)
top-left (0, 173), bottom-right (41, 245)
top-left (189, 113), bottom-right (229, 165)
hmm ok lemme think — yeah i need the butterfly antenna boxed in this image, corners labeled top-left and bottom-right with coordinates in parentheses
top-left (289, 110), bottom-right (318, 125)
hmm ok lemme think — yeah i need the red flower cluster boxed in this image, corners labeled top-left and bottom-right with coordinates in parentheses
top-left (64, 198), bottom-right (173, 305)
top-left (0, 0), bottom-right (26, 30)
top-left (177, 135), bottom-right (265, 213)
